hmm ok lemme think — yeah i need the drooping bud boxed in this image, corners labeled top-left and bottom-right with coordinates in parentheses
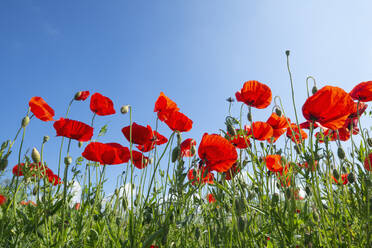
top-left (31, 147), bottom-right (41, 163)
top-left (172, 147), bottom-right (180, 163)
top-left (226, 123), bottom-right (236, 137)
top-left (21, 116), bottom-right (30, 128)
top-left (337, 147), bottom-right (345, 160)
top-left (367, 138), bottom-right (372, 147)
top-left (275, 108), bottom-right (282, 117)
top-left (43, 136), bottom-right (49, 143)
top-left (64, 156), bottom-right (72, 166)
top-left (347, 173), bottom-right (355, 184)
top-left (312, 86), bottom-right (318, 95)
top-left (120, 105), bottom-right (130, 114)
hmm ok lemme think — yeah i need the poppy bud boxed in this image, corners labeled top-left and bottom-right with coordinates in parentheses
top-left (195, 227), bottom-right (200, 240)
top-left (227, 124), bottom-right (237, 137)
top-left (305, 186), bottom-right (311, 196)
top-left (32, 187), bottom-right (38, 196)
top-left (285, 50), bottom-right (290, 56)
top-left (120, 105), bottom-right (130, 114)
top-left (172, 147), bottom-right (180, 163)
top-left (294, 145), bottom-right (301, 154)
top-left (337, 147), bottom-right (345, 160)
top-left (43, 136), bottom-right (49, 143)
top-left (312, 86), bottom-right (318, 95)
top-left (275, 108), bottom-right (282, 116)
top-left (0, 158), bottom-right (8, 171)
top-left (78, 141), bottom-right (83, 148)
top-left (237, 216), bottom-right (245, 232)
top-left (64, 156), bottom-right (72, 166)
top-left (148, 157), bottom-right (153, 164)
top-left (333, 169), bottom-right (340, 180)
top-left (367, 138), bottom-right (372, 147)
top-left (272, 193), bottom-right (279, 205)
top-left (247, 112), bottom-right (252, 122)
top-left (226, 97), bottom-right (234, 103)
top-left (31, 147), bottom-right (41, 163)
top-left (74, 91), bottom-right (82, 100)
top-left (347, 173), bottom-right (355, 184)
top-left (21, 116), bottom-right (30, 128)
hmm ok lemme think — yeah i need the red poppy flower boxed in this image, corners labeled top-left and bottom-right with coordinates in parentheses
top-left (82, 142), bottom-right (130, 165)
top-left (122, 122), bottom-right (154, 145)
top-left (29, 96), bottom-right (55, 121)
top-left (12, 162), bottom-right (51, 178)
top-left (0, 194), bottom-right (6, 206)
top-left (265, 155), bottom-right (283, 173)
top-left (130, 150), bottom-right (149, 169)
top-left (266, 113), bottom-right (290, 142)
top-left (364, 153), bottom-right (372, 171)
top-left (198, 133), bottom-right (238, 172)
top-left (247, 122), bottom-right (273, 141)
top-left (298, 160), bottom-right (318, 171)
top-left (53, 118), bottom-right (93, 142)
top-left (349, 81), bottom-right (372, 102)
top-left (187, 168), bottom-right (214, 185)
top-left (286, 124), bottom-right (308, 144)
top-left (154, 92), bottom-right (180, 121)
top-left (299, 121), bottom-right (321, 130)
top-left (224, 163), bottom-right (240, 180)
top-left (74, 203), bottom-right (81, 210)
top-left (75, 91), bottom-right (90, 101)
top-left (20, 200), bottom-right (37, 206)
top-left (332, 174), bottom-right (349, 185)
top-left (302, 86), bottom-right (355, 130)
top-left (349, 102), bottom-right (368, 119)
top-left (207, 193), bottom-right (216, 203)
top-left (164, 111), bottom-right (193, 132)
top-left (228, 129), bottom-right (251, 149)
top-left (48, 174), bottom-right (62, 186)
top-left (90, 93), bottom-right (116, 116)
top-left (136, 130), bottom-right (168, 152)
top-left (180, 138), bottom-right (197, 157)
top-left (235, 80), bottom-right (272, 109)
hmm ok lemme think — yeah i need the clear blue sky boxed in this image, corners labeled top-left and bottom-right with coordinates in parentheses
top-left (1, 1), bottom-right (371, 193)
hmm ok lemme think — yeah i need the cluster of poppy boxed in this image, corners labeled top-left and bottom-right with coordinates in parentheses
top-left (12, 162), bottom-right (62, 186)
top-left (0, 194), bottom-right (6, 206)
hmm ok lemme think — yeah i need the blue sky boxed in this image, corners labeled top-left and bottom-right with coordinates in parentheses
top-left (1, 1), bottom-right (371, 193)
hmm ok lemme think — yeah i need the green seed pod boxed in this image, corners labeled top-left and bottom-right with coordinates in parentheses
top-left (172, 147), bottom-right (180, 163)
top-left (333, 169), bottom-right (340, 180)
top-left (238, 216), bottom-right (245, 232)
top-left (247, 112), bottom-right (252, 122)
top-left (275, 108), bottom-right (282, 117)
top-left (21, 116), bottom-right (30, 128)
top-left (312, 86), bottom-right (318, 95)
top-left (337, 147), bottom-right (345, 160)
top-left (367, 138), bottom-right (372, 147)
top-left (347, 173), bottom-right (355, 184)
top-left (31, 147), bottom-right (41, 163)
top-left (64, 156), bottom-right (72, 166)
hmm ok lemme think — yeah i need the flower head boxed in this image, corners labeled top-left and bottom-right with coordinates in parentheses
top-left (235, 81), bottom-right (272, 109)
top-left (90, 93), bottom-right (116, 116)
top-left (349, 81), bottom-right (372, 102)
top-left (29, 96), bottom-right (55, 121)
top-left (53, 118), bottom-right (93, 142)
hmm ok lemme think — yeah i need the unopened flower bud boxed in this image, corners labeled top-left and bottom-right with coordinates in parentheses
top-left (120, 105), bottom-right (130, 114)
top-left (333, 169), bottom-right (340, 180)
top-left (275, 108), bottom-right (282, 116)
top-left (0, 158), bottom-right (8, 171)
top-left (21, 116), bottom-right (30, 128)
top-left (285, 50), bottom-right (290, 56)
top-left (32, 187), bottom-right (38, 196)
top-left (347, 173), bottom-right (355, 184)
top-left (172, 147), bottom-right (180, 163)
top-left (31, 147), bottom-right (41, 163)
top-left (64, 156), bottom-right (72, 166)
top-left (74, 91), bottom-right (82, 100)
top-left (312, 86), bottom-right (318, 95)
top-left (337, 147), bottom-right (345, 160)
top-left (367, 138), bottom-right (372, 147)
top-left (247, 112), bottom-right (252, 122)
top-left (148, 157), bottom-right (153, 164)
top-left (43, 136), bottom-right (49, 143)
top-left (78, 141), bottom-right (83, 148)
top-left (227, 124), bottom-right (236, 137)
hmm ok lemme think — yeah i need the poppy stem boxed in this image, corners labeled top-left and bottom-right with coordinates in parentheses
top-left (305, 76), bottom-right (316, 98)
